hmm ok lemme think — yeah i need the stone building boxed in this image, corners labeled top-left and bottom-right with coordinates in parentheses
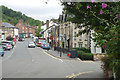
top-left (1, 22), bottom-right (18, 40)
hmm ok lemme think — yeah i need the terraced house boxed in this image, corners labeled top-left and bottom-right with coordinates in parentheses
top-left (1, 22), bottom-right (18, 40)
top-left (16, 19), bottom-right (36, 38)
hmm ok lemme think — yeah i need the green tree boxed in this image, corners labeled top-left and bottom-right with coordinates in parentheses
top-left (35, 26), bottom-right (43, 38)
top-left (1, 5), bottom-right (44, 26)
top-left (62, 2), bottom-right (120, 78)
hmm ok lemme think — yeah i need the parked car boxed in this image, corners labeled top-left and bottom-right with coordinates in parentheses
top-left (35, 39), bottom-right (46, 47)
top-left (40, 42), bottom-right (46, 48)
top-left (7, 41), bottom-right (15, 46)
top-left (28, 42), bottom-right (35, 48)
top-left (0, 43), bottom-right (12, 50)
top-left (1, 41), bottom-right (14, 48)
top-left (42, 42), bottom-right (50, 50)
top-left (18, 37), bottom-right (23, 41)
top-left (0, 45), bottom-right (4, 57)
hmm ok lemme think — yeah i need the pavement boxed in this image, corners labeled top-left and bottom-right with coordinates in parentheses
top-left (2, 38), bottom-right (105, 79)
top-left (45, 49), bottom-right (81, 61)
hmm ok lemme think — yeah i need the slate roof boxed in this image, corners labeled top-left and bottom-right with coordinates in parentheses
top-left (2, 22), bottom-right (18, 29)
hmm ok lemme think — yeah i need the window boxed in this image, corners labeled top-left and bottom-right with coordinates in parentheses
top-left (84, 34), bottom-right (88, 41)
top-left (74, 32), bottom-right (76, 40)
top-left (79, 24), bottom-right (82, 29)
top-left (22, 27), bottom-right (24, 29)
top-left (85, 44), bottom-right (87, 48)
top-left (26, 31), bottom-right (27, 33)
top-left (79, 44), bottom-right (82, 48)
top-left (22, 31), bottom-right (24, 33)
top-left (94, 46), bottom-right (96, 53)
top-left (79, 35), bottom-right (82, 41)
top-left (74, 43), bottom-right (76, 48)
top-left (19, 24), bottom-right (21, 26)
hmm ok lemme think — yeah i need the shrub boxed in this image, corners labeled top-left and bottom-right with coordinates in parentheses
top-left (77, 51), bottom-right (85, 58)
top-left (77, 51), bottom-right (93, 60)
top-left (72, 47), bottom-right (91, 53)
top-left (80, 53), bottom-right (93, 60)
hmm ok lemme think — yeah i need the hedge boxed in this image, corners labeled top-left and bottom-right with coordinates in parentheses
top-left (77, 51), bottom-right (93, 60)
top-left (72, 47), bottom-right (91, 53)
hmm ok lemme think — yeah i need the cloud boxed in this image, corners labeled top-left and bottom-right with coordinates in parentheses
top-left (0, 0), bottom-right (63, 21)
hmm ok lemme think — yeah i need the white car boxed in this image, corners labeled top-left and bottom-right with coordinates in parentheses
top-left (28, 42), bottom-right (35, 48)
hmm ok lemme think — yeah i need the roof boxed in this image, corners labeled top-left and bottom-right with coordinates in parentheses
top-left (23, 23), bottom-right (28, 27)
top-left (28, 25), bottom-right (32, 28)
top-left (2, 22), bottom-right (18, 29)
top-left (43, 21), bottom-right (59, 32)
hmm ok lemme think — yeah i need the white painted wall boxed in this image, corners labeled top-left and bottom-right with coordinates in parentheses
top-left (14, 28), bottom-right (18, 36)
top-left (90, 30), bottom-right (102, 53)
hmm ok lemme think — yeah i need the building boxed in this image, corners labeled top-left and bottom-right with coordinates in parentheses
top-left (90, 30), bottom-right (103, 53)
top-left (1, 22), bottom-right (18, 40)
top-left (0, 28), bottom-right (1, 41)
top-left (72, 24), bottom-right (90, 48)
top-left (42, 20), bottom-right (59, 47)
top-left (32, 26), bottom-right (36, 37)
top-left (59, 22), bottom-right (73, 49)
top-left (28, 24), bottom-right (33, 37)
top-left (16, 19), bottom-right (36, 38)
top-left (16, 19), bottom-right (27, 38)
top-left (58, 14), bottom-right (90, 49)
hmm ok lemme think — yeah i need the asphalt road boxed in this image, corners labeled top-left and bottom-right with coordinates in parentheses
top-left (2, 38), bottom-right (104, 78)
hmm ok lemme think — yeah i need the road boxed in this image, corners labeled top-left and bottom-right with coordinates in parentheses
top-left (2, 38), bottom-right (104, 78)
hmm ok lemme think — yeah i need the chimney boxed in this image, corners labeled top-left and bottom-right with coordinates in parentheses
top-left (46, 20), bottom-right (49, 29)
top-left (40, 22), bottom-right (43, 26)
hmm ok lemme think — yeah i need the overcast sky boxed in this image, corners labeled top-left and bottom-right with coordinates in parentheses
top-left (0, 0), bottom-right (63, 22)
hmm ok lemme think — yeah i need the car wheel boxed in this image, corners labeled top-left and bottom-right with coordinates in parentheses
top-left (1, 54), bottom-right (4, 57)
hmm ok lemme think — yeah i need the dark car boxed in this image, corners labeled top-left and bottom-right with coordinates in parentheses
top-left (18, 37), bottom-right (23, 41)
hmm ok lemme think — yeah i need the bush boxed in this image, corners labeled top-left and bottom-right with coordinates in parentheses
top-left (72, 47), bottom-right (91, 53)
top-left (77, 51), bottom-right (85, 58)
top-left (77, 51), bottom-right (93, 60)
top-left (80, 53), bottom-right (93, 60)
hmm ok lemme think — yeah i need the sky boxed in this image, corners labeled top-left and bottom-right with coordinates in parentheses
top-left (0, 0), bottom-right (63, 22)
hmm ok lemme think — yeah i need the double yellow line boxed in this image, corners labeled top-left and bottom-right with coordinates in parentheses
top-left (66, 71), bottom-right (94, 78)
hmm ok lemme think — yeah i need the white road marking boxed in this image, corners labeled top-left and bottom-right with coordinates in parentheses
top-left (40, 48), bottom-right (58, 60)
top-left (59, 59), bottom-right (63, 62)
